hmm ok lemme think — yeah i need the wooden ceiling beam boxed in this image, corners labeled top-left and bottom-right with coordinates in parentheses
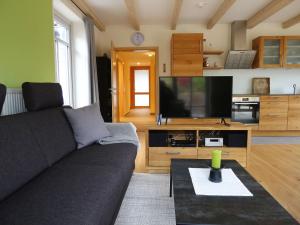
top-left (124, 0), bottom-right (140, 31)
top-left (71, 0), bottom-right (105, 31)
top-left (207, 0), bottom-right (236, 30)
top-left (247, 0), bottom-right (294, 29)
top-left (282, 13), bottom-right (300, 28)
top-left (171, 0), bottom-right (183, 30)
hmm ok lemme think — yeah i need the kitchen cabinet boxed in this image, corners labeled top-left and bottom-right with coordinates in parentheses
top-left (252, 36), bottom-right (284, 68)
top-left (288, 96), bottom-right (300, 130)
top-left (283, 36), bottom-right (300, 68)
top-left (259, 95), bottom-right (300, 131)
top-left (259, 96), bottom-right (289, 130)
top-left (252, 36), bottom-right (300, 68)
top-left (171, 33), bottom-right (203, 76)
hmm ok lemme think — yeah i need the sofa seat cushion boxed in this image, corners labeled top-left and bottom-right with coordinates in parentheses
top-left (0, 163), bottom-right (133, 225)
top-left (56, 143), bottom-right (137, 171)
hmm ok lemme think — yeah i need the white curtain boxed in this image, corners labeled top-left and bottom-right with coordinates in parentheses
top-left (84, 16), bottom-right (99, 104)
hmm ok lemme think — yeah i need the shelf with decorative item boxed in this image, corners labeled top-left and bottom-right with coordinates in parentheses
top-left (203, 66), bottom-right (224, 70)
top-left (203, 50), bottom-right (224, 55)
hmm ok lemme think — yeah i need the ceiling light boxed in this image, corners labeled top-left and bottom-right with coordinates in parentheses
top-left (137, 62), bottom-right (141, 65)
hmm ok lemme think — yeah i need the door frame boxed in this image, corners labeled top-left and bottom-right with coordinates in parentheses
top-left (114, 47), bottom-right (159, 115)
top-left (110, 42), bottom-right (119, 122)
top-left (130, 66), bottom-right (151, 109)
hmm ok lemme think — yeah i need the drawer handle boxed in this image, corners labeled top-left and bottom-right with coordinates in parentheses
top-left (166, 151), bottom-right (181, 155)
top-left (223, 153), bottom-right (230, 156)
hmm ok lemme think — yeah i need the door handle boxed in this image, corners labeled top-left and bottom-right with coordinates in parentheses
top-left (166, 151), bottom-right (181, 155)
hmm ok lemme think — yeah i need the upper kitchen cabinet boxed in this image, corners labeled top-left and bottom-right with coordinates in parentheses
top-left (252, 36), bottom-right (284, 68)
top-left (283, 36), bottom-right (300, 68)
top-left (171, 33), bottom-right (203, 76)
top-left (252, 36), bottom-right (300, 68)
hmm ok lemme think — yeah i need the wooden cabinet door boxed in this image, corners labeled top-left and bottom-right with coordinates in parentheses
top-left (171, 33), bottom-right (203, 76)
top-left (252, 36), bottom-right (284, 68)
top-left (259, 96), bottom-right (288, 130)
top-left (283, 36), bottom-right (300, 68)
top-left (149, 147), bottom-right (197, 167)
top-left (288, 96), bottom-right (300, 130)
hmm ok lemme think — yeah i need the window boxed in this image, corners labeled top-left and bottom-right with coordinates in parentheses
top-left (130, 67), bottom-right (150, 108)
top-left (54, 16), bottom-right (73, 106)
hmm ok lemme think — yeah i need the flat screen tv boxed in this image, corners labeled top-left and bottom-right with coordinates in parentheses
top-left (159, 76), bottom-right (233, 118)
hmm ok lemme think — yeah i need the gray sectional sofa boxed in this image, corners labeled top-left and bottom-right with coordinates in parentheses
top-left (0, 83), bottom-right (137, 225)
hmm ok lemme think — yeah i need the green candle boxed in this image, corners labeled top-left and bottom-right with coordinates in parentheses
top-left (211, 150), bottom-right (222, 169)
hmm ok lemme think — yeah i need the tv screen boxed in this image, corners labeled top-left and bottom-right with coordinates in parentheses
top-left (159, 76), bottom-right (233, 118)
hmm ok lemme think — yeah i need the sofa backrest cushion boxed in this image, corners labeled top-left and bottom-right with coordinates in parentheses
top-left (0, 114), bottom-right (49, 201)
top-left (0, 83), bottom-right (6, 114)
top-left (22, 82), bottom-right (64, 112)
top-left (26, 107), bottom-right (77, 165)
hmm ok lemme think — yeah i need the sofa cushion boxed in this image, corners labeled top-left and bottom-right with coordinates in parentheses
top-left (0, 163), bottom-right (133, 225)
top-left (56, 143), bottom-right (137, 171)
top-left (22, 82), bottom-right (64, 112)
top-left (0, 114), bottom-right (48, 201)
top-left (25, 107), bottom-right (77, 165)
top-left (0, 83), bottom-right (6, 114)
top-left (64, 104), bottom-right (110, 149)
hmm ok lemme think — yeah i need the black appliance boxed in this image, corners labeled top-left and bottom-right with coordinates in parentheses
top-left (96, 55), bottom-right (112, 122)
top-left (159, 76), bottom-right (233, 119)
top-left (232, 96), bottom-right (260, 124)
top-left (223, 131), bottom-right (248, 147)
top-left (149, 130), bottom-right (169, 147)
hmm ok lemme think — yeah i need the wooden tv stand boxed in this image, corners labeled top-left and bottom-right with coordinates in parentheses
top-left (146, 123), bottom-right (252, 173)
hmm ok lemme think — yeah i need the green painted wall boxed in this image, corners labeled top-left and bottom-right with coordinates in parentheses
top-left (0, 0), bottom-right (55, 88)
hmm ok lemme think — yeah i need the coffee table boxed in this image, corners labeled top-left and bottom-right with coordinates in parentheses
top-left (170, 159), bottom-right (299, 225)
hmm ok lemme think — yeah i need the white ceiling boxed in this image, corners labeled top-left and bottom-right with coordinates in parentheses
top-left (85, 0), bottom-right (300, 26)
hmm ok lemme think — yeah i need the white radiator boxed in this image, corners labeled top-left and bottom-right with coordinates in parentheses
top-left (1, 88), bottom-right (26, 116)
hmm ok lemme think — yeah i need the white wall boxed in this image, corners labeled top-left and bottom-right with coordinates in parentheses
top-left (94, 23), bottom-right (300, 94)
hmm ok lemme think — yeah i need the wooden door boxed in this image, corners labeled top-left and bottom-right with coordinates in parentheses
top-left (253, 36), bottom-right (284, 68)
top-left (288, 96), bottom-right (300, 130)
top-left (259, 96), bottom-right (288, 130)
top-left (110, 42), bottom-right (119, 122)
top-left (171, 33), bottom-right (203, 76)
top-left (283, 36), bottom-right (300, 68)
top-left (130, 66), bottom-right (150, 109)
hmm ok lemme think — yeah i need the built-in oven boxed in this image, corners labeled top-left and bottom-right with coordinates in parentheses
top-left (232, 96), bottom-right (260, 124)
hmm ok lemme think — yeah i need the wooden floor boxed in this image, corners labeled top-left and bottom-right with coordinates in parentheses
top-left (247, 144), bottom-right (300, 223)
top-left (120, 108), bottom-right (156, 131)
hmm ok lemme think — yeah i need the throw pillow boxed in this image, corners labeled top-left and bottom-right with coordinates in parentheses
top-left (64, 104), bottom-right (110, 149)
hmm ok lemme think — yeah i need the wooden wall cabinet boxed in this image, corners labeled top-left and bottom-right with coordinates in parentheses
top-left (283, 36), bottom-right (300, 68)
top-left (252, 36), bottom-right (284, 68)
top-left (171, 33), bottom-right (203, 76)
top-left (252, 36), bottom-right (300, 68)
top-left (259, 95), bottom-right (300, 131)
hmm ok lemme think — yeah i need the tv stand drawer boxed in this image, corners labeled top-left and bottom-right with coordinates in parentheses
top-left (149, 147), bottom-right (197, 167)
top-left (198, 147), bottom-right (247, 167)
